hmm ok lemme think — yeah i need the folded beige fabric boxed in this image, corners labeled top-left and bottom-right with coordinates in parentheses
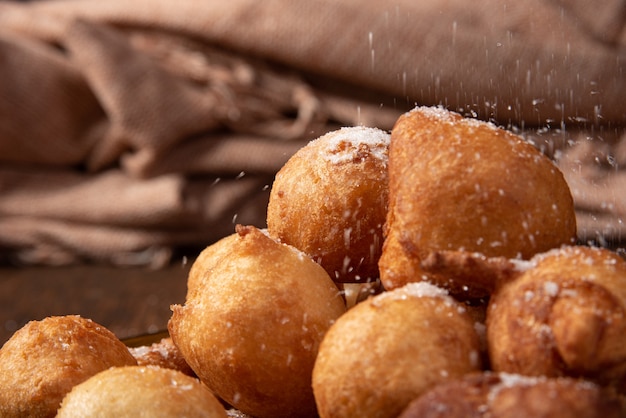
top-left (0, 0), bottom-right (624, 266)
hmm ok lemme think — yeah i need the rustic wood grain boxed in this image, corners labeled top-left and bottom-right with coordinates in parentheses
top-left (0, 261), bottom-right (190, 345)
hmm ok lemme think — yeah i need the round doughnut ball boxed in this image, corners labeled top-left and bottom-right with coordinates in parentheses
top-left (267, 126), bottom-right (390, 283)
top-left (487, 245), bottom-right (626, 393)
top-left (399, 372), bottom-right (624, 418)
top-left (168, 225), bottom-right (347, 418)
top-left (56, 365), bottom-right (226, 417)
top-left (379, 106), bottom-right (577, 297)
top-left (312, 282), bottom-right (482, 418)
top-left (0, 315), bottom-right (137, 418)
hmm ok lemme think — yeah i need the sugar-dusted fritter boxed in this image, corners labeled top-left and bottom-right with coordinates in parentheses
top-left (379, 106), bottom-right (576, 298)
top-left (168, 225), bottom-right (347, 418)
top-left (56, 365), bottom-right (227, 417)
top-left (312, 282), bottom-right (482, 418)
top-left (267, 126), bottom-right (390, 282)
top-left (487, 245), bottom-right (626, 393)
top-left (0, 315), bottom-right (137, 418)
top-left (399, 372), bottom-right (624, 418)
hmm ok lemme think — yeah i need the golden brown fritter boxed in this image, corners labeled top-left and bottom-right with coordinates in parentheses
top-left (57, 365), bottom-right (227, 417)
top-left (168, 225), bottom-right (347, 418)
top-left (379, 106), bottom-right (576, 298)
top-left (487, 245), bottom-right (626, 393)
top-left (267, 126), bottom-right (390, 283)
top-left (0, 315), bottom-right (137, 418)
top-left (312, 282), bottom-right (482, 418)
top-left (399, 372), bottom-right (624, 418)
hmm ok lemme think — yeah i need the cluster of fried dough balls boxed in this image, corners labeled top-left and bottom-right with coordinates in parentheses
top-left (379, 106), bottom-right (577, 298)
top-left (0, 315), bottom-right (138, 417)
top-left (267, 126), bottom-right (390, 283)
top-left (168, 225), bottom-right (347, 418)
top-left (315, 249), bottom-right (626, 418)
top-left (0, 315), bottom-right (227, 417)
top-left (1, 106), bottom-right (622, 416)
top-left (291, 107), bottom-right (623, 416)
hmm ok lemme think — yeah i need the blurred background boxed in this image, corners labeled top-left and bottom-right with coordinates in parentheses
top-left (1, 0), bottom-right (624, 344)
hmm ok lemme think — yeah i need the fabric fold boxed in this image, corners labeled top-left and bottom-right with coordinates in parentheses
top-left (0, 168), bottom-right (274, 267)
top-left (1, 0), bottom-right (624, 124)
top-left (64, 19), bottom-right (225, 172)
top-left (0, 0), bottom-right (624, 266)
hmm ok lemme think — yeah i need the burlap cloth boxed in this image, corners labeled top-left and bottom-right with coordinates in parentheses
top-left (0, 0), bottom-right (624, 267)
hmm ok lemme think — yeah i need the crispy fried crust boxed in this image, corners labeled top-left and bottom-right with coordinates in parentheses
top-left (399, 372), bottom-right (625, 418)
top-left (487, 245), bottom-right (626, 393)
top-left (267, 127), bottom-right (389, 282)
top-left (312, 282), bottom-right (482, 418)
top-left (56, 365), bottom-right (227, 417)
top-left (0, 315), bottom-right (137, 418)
top-left (419, 250), bottom-right (522, 295)
top-left (379, 106), bottom-right (576, 297)
top-left (168, 225), bottom-right (346, 418)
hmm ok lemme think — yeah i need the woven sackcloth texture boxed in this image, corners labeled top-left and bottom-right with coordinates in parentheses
top-left (0, 0), bottom-right (624, 266)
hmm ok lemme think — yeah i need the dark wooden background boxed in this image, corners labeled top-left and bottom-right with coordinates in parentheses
top-left (0, 260), bottom-right (191, 346)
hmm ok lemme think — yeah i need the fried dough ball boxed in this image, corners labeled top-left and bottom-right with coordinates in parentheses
top-left (56, 365), bottom-right (227, 417)
top-left (168, 225), bottom-right (347, 418)
top-left (379, 106), bottom-right (576, 297)
top-left (0, 315), bottom-right (137, 418)
top-left (398, 372), bottom-right (625, 418)
top-left (487, 245), bottom-right (626, 393)
top-left (129, 337), bottom-right (195, 377)
top-left (312, 282), bottom-right (482, 418)
top-left (267, 126), bottom-right (390, 282)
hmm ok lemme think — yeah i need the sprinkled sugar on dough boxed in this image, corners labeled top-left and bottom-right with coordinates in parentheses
top-left (56, 366), bottom-right (227, 417)
top-left (487, 245), bottom-right (626, 393)
top-left (313, 269), bottom-right (482, 418)
top-left (314, 126), bottom-right (390, 165)
top-left (379, 105), bottom-right (577, 297)
top-left (169, 225), bottom-right (346, 418)
top-left (371, 281), bottom-right (453, 306)
top-left (267, 126), bottom-right (390, 283)
top-left (398, 371), bottom-right (622, 417)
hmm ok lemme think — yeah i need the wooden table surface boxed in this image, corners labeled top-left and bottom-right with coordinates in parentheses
top-left (0, 260), bottom-right (191, 346)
